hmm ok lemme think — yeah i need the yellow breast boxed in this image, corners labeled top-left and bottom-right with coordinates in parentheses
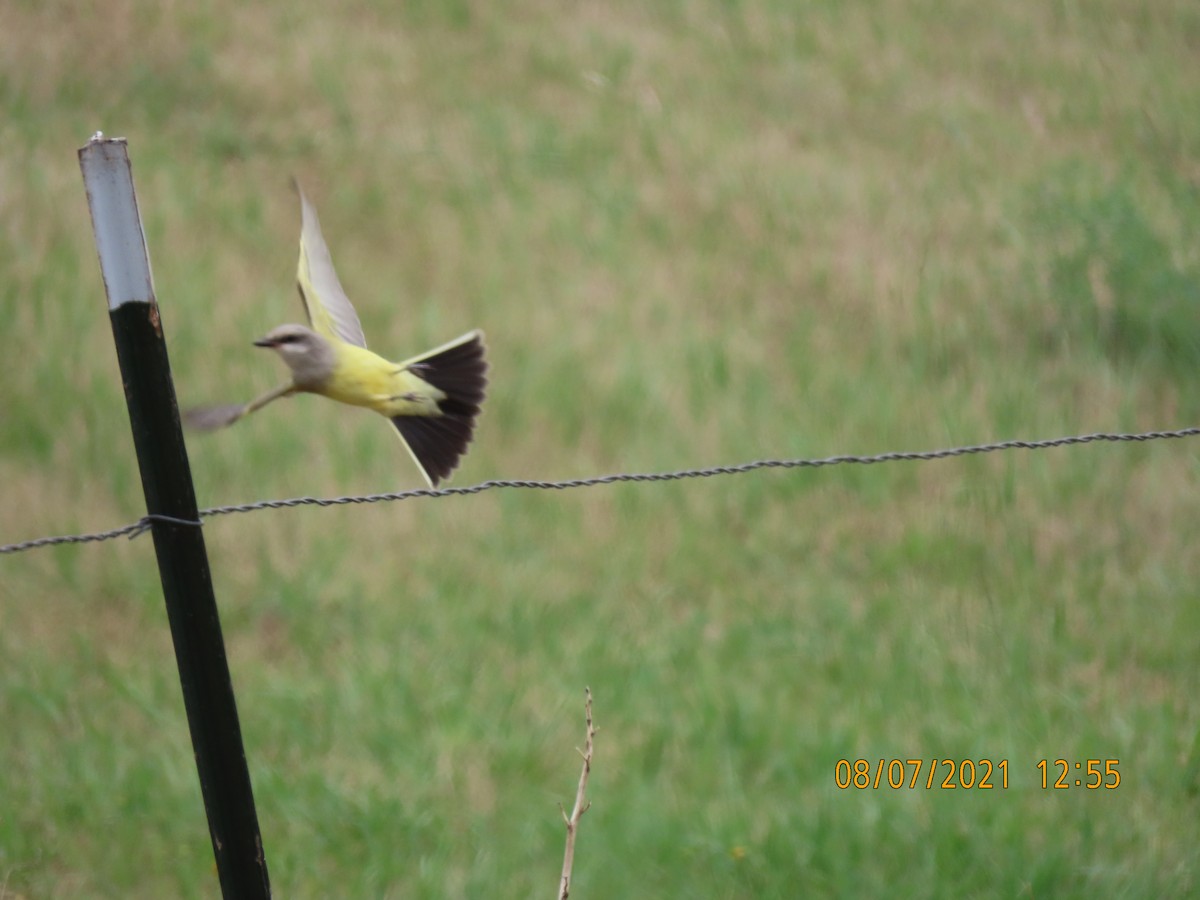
top-left (319, 342), bottom-right (444, 417)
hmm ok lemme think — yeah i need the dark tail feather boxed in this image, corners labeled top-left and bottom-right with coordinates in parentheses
top-left (392, 331), bottom-right (488, 486)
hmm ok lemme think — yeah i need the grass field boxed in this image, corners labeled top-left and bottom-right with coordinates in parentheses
top-left (3, 1), bottom-right (1200, 897)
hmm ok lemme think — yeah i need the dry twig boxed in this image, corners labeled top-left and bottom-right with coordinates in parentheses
top-left (557, 688), bottom-right (596, 900)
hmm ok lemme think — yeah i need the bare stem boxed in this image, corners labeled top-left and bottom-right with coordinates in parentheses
top-left (557, 687), bottom-right (596, 900)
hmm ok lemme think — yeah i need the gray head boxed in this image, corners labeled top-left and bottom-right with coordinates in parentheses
top-left (253, 324), bottom-right (336, 389)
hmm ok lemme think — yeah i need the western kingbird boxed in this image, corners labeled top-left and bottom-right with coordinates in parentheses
top-left (185, 182), bottom-right (487, 487)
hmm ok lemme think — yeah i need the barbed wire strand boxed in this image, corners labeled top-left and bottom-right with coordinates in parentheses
top-left (3, 427), bottom-right (1197, 557)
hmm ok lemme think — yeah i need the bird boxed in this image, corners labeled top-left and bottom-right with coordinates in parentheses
top-left (184, 182), bottom-right (487, 487)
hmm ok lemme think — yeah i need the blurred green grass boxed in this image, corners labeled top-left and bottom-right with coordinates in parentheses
top-left (3, 1), bottom-right (1200, 897)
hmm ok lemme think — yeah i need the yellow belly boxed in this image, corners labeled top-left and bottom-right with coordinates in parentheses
top-left (317, 342), bottom-right (443, 417)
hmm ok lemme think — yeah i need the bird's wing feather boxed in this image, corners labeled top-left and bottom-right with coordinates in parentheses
top-left (294, 181), bottom-right (368, 349)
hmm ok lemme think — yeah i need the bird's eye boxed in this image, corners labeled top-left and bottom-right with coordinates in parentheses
top-left (278, 335), bottom-right (297, 344)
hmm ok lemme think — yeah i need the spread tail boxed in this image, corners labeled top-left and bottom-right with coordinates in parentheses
top-left (391, 331), bottom-right (487, 486)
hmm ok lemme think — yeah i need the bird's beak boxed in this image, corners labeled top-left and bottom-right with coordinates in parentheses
top-left (253, 336), bottom-right (277, 348)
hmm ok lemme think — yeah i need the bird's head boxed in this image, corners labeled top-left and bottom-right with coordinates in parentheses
top-left (254, 324), bottom-right (335, 388)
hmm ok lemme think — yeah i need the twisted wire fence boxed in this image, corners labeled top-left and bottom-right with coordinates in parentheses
top-left (4, 427), bottom-right (1197, 557)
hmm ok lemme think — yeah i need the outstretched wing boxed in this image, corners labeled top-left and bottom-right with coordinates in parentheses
top-left (294, 180), bottom-right (368, 348)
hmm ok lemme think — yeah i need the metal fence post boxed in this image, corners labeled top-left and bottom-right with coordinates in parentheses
top-left (78, 134), bottom-right (270, 899)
